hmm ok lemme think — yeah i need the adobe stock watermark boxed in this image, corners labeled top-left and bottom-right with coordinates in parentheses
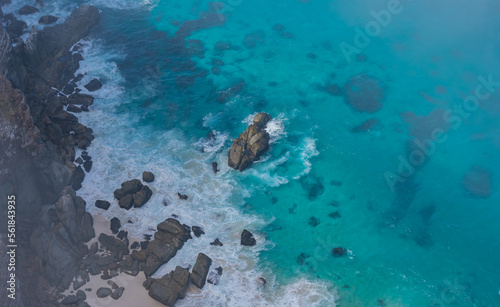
top-left (384, 74), bottom-right (500, 192)
top-left (340, 0), bottom-right (411, 63)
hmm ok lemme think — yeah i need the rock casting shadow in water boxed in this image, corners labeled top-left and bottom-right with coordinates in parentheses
top-left (300, 173), bottom-right (325, 201)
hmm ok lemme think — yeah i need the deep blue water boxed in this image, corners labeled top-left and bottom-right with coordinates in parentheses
top-left (5, 0), bottom-right (500, 305)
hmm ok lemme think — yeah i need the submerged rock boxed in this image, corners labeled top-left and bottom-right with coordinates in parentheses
top-left (228, 113), bottom-right (271, 171)
top-left (463, 165), bottom-right (492, 198)
top-left (241, 229), bottom-right (256, 246)
top-left (331, 247), bottom-right (347, 257)
top-left (19, 5), bottom-right (40, 15)
top-left (190, 253), bottom-right (212, 289)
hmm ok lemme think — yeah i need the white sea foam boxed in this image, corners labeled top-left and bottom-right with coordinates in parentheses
top-left (72, 39), bottom-right (335, 307)
top-left (293, 137), bottom-right (320, 180)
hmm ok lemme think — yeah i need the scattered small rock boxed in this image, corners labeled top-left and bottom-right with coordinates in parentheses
top-left (177, 193), bottom-right (188, 200)
top-left (96, 287), bottom-right (112, 298)
top-left (83, 159), bottom-right (92, 172)
top-left (192, 226), bottom-right (205, 238)
top-left (39, 15), bottom-right (58, 25)
top-left (84, 78), bottom-right (103, 92)
top-left (19, 5), bottom-right (40, 15)
top-left (110, 217), bottom-right (121, 234)
top-left (95, 200), bottom-right (110, 210)
top-left (258, 277), bottom-right (267, 287)
top-left (241, 229), bottom-right (256, 246)
top-left (142, 171), bottom-right (155, 182)
top-left (117, 230), bottom-right (128, 240)
top-left (210, 238), bottom-right (223, 246)
top-left (75, 157), bottom-right (84, 164)
top-left (130, 241), bottom-right (140, 249)
top-left (111, 287), bottom-right (125, 300)
top-left (107, 280), bottom-right (118, 290)
top-left (212, 162), bottom-right (219, 173)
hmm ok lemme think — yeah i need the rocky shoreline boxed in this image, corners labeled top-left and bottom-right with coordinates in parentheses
top-left (0, 3), bottom-right (264, 306)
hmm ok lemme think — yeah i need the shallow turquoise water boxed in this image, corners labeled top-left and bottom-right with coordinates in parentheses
top-left (6, 0), bottom-right (500, 305)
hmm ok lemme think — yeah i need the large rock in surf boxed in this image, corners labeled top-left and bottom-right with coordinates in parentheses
top-left (190, 253), bottom-right (212, 289)
top-left (114, 179), bottom-right (153, 209)
top-left (228, 113), bottom-right (271, 171)
top-left (241, 229), bottom-right (256, 246)
top-left (148, 266), bottom-right (190, 307)
top-left (143, 219), bottom-right (192, 276)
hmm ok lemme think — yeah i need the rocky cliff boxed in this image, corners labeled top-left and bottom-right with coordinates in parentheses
top-left (0, 4), bottom-right (100, 306)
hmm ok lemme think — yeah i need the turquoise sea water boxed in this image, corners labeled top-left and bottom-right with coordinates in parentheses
top-left (5, 0), bottom-right (500, 305)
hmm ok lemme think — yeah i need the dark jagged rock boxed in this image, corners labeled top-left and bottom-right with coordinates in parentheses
top-left (98, 233), bottom-right (129, 255)
top-left (228, 113), bottom-right (271, 171)
top-left (83, 158), bottom-right (92, 172)
top-left (95, 200), bottom-right (110, 210)
top-left (241, 229), bottom-right (256, 246)
top-left (118, 194), bottom-right (133, 210)
top-left (39, 15), bottom-right (59, 25)
top-left (133, 185), bottom-right (153, 208)
top-left (192, 226), bottom-right (205, 238)
top-left (84, 78), bottom-right (102, 91)
top-left (144, 219), bottom-right (192, 276)
top-left (19, 5), bottom-right (40, 15)
top-left (212, 161), bottom-right (219, 173)
top-left (148, 266), bottom-right (190, 306)
top-left (191, 253), bottom-right (212, 289)
top-left (115, 179), bottom-right (143, 198)
top-left (207, 266), bottom-right (223, 285)
top-left (177, 193), bottom-right (188, 200)
top-left (210, 238), bottom-right (223, 246)
top-left (117, 230), bottom-right (127, 240)
top-left (142, 171), bottom-right (155, 182)
top-left (110, 217), bottom-right (121, 234)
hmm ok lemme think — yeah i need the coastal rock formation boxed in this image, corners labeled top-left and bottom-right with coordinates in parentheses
top-left (228, 113), bottom-right (271, 171)
top-left (190, 253), bottom-right (212, 289)
top-left (114, 179), bottom-right (153, 209)
top-left (142, 171), bottom-right (155, 182)
top-left (143, 218), bottom-right (192, 276)
top-left (241, 229), bottom-right (256, 246)
top-left (0, 5), bottom-right (100, 305)
top-left (30, 186), bottom-right (95, 290)
top-left (148, 266), bottom-right (190, 307)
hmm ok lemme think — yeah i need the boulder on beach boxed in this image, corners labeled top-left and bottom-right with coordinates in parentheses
top-left (148, 266), bottom-right (190, 306)
top-left (95, 200), bottom-right (110, 210)
top-left (190, 253), bottom-right (212, 289)
top-left (241, 229), bottom-right (256, 246)
top-left (228, 113), bottom-right (271, 171)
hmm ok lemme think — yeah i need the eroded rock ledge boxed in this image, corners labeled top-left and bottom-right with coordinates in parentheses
top-left (228, 113), bottom-right (271, 171)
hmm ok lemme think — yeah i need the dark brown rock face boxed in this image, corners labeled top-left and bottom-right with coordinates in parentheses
top-left (190, 253), bottom-right (212, 289)
top-left (143, 219), bottom-right (192, 276)
top-left (228, 113), bottom-right (271, 171)
top-left (148, 266), bottom-right (190, 307)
